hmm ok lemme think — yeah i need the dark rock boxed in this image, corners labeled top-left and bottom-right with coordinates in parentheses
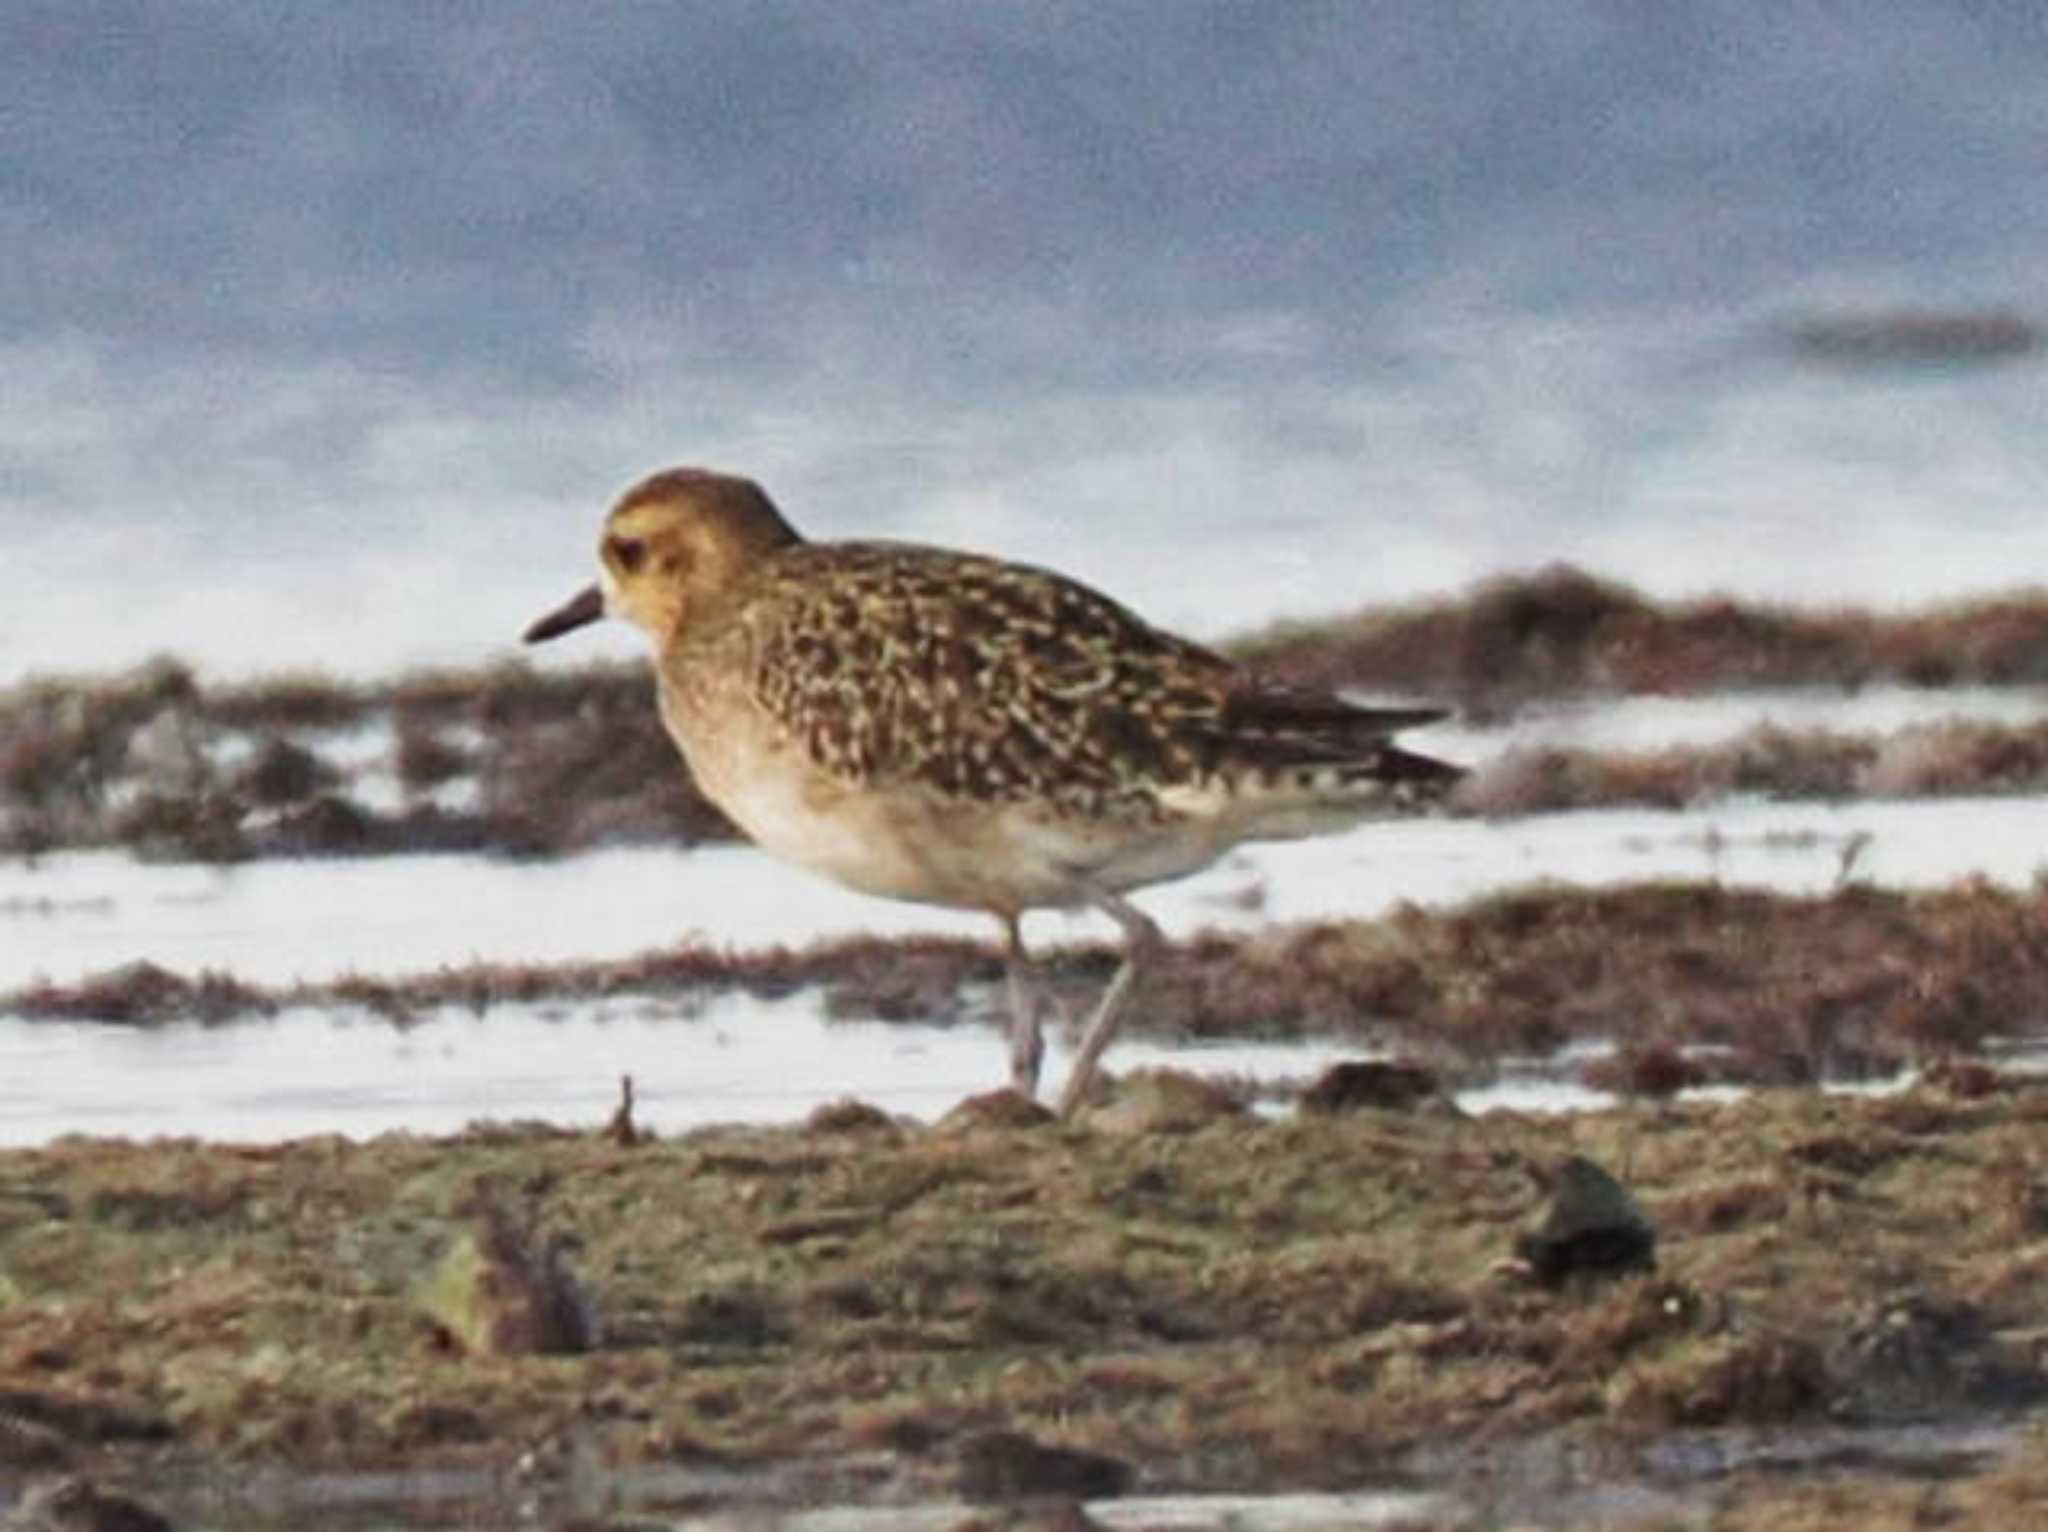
top-left (1300, 1060), bottom-right (1441, 1114)
top-left (953, 1429), bottom-right (1134, 1504)
top-left (1514, 1155), bottom-right (1656, 1287)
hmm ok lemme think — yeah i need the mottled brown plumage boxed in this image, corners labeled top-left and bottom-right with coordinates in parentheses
top-left (526, 466), bottom-right (1460, 1116)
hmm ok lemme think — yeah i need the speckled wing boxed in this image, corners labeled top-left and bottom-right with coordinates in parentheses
top-left (1217, 677), bottom-right (1458, 779)
top-left (736, 540), bottom-right (1456, 814)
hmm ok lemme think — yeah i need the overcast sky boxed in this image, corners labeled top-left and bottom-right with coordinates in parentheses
top-left (9, 3), bottom-right (2048, 680)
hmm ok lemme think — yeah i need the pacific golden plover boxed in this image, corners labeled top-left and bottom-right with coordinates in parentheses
top-left (526, 468), bottom-right (1461, 1117)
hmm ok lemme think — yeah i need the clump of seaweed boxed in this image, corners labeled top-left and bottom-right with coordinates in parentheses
top-left (1453, 715), bottom-right (2048, 817)
top-left (10, 961), bottom-right (273, 1026)
top-left (0, 655), bottom-right (739, 862)
top-left (392, 708), bottom-right (469, 797)
top-left (1230, 564), bottom-right (2048, 712)
top-left (17, 574), bottom-right (2048, 862)
top-left (7, 882), bottom-right (2039, 1093)
top-left (1, 659), bottom-right (202, 854)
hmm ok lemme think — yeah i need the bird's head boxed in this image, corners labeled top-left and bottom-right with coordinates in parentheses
top-left (524, 467), bottom-right (802, 646)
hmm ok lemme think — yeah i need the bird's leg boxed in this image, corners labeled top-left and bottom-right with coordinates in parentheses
top-left (1000, 913), bottom-right (1046, 1098)
top-left (1054, 890), bottom-right (1164, 1120)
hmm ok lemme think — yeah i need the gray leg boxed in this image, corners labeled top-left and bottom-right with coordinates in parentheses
top-left (1000, 913), bottom-right (1045, 1097)
top-left (1054, 890), bottom-right (1164, 1120)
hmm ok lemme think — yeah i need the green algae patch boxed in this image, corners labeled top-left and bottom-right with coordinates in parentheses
top-left (2, 1077), bottom-right (2048, 1504)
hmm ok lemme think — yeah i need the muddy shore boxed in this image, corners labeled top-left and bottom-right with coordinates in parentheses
top-left (12, 575), bottom-right (2048, 1525)
top-left (5, 1067), bottom-right (2048, 1527)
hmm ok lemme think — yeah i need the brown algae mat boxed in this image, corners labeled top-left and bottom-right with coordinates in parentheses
top-left (14, 879), bottom-right (2048, 1086)
top-left (5, 1073), bottom-right (2048, 1519)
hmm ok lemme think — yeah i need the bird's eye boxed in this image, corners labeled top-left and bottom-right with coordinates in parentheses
top-left (606, 535), bottom-right (648, 574)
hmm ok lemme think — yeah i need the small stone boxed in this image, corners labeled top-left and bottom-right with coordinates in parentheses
top-left (953, 1429), bottom-right (1134, 1504)
top-left (1300, 1060), bottom-right (1442, 1115)
top-left (937, 1089), bottom-right (1057, 1134)
top-left (805, 1097), bottom-right (899, 1135)
top-left (1579, 1043), bottom-right (1703, 1101)
top-left (1513, 1155), bottom-right (1656, 1288)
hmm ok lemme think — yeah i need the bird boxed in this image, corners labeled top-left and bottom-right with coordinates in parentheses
top-left (524, 467), bottom-right (1462, 1118)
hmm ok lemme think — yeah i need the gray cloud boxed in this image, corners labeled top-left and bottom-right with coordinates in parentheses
top-left (15, 3), bottom-right (2048, 372)
top-left (8, 3), bottom-right (2048, 680)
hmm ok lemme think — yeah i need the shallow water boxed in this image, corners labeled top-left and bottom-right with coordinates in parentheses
top-left (8, 791), bottom-right (2047, 996)
top-left (0, 996), bottom-right (1373, 1146)
top-left (17, 682), bottom-right (2048, 991)
top-left (7, 779), bottom-right (2048, 1145)
top-left (0, 988), bottom-right (1954, 1149)
top-left (1414, 682), bottom-right (2048, 757)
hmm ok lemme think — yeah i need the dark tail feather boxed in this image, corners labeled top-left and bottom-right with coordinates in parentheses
top-left (1224, 678), bottom-right (1458, 770)
top-left (1342, 741), bottom-right (1466, 799)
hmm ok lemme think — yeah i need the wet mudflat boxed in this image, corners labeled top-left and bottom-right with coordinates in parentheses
top-left (13, 610), bottom-right (2048, 1525)
top-left (6, 1070), bottom-right (2048, 1528)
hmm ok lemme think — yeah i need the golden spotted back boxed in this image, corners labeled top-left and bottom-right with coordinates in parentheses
top-left (679, 542), bottom-right (1228, 817)
top-left (665, 540), bottom-right (1457, 824)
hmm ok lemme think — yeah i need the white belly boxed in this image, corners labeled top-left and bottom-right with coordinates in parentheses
top-left (705, 749), bottom-right (1234, 913)
top-left (667, 687), bottom-right (1235, 912)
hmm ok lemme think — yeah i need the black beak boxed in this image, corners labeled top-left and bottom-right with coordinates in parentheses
top-left (523, 584), bottom-right (605, 643)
